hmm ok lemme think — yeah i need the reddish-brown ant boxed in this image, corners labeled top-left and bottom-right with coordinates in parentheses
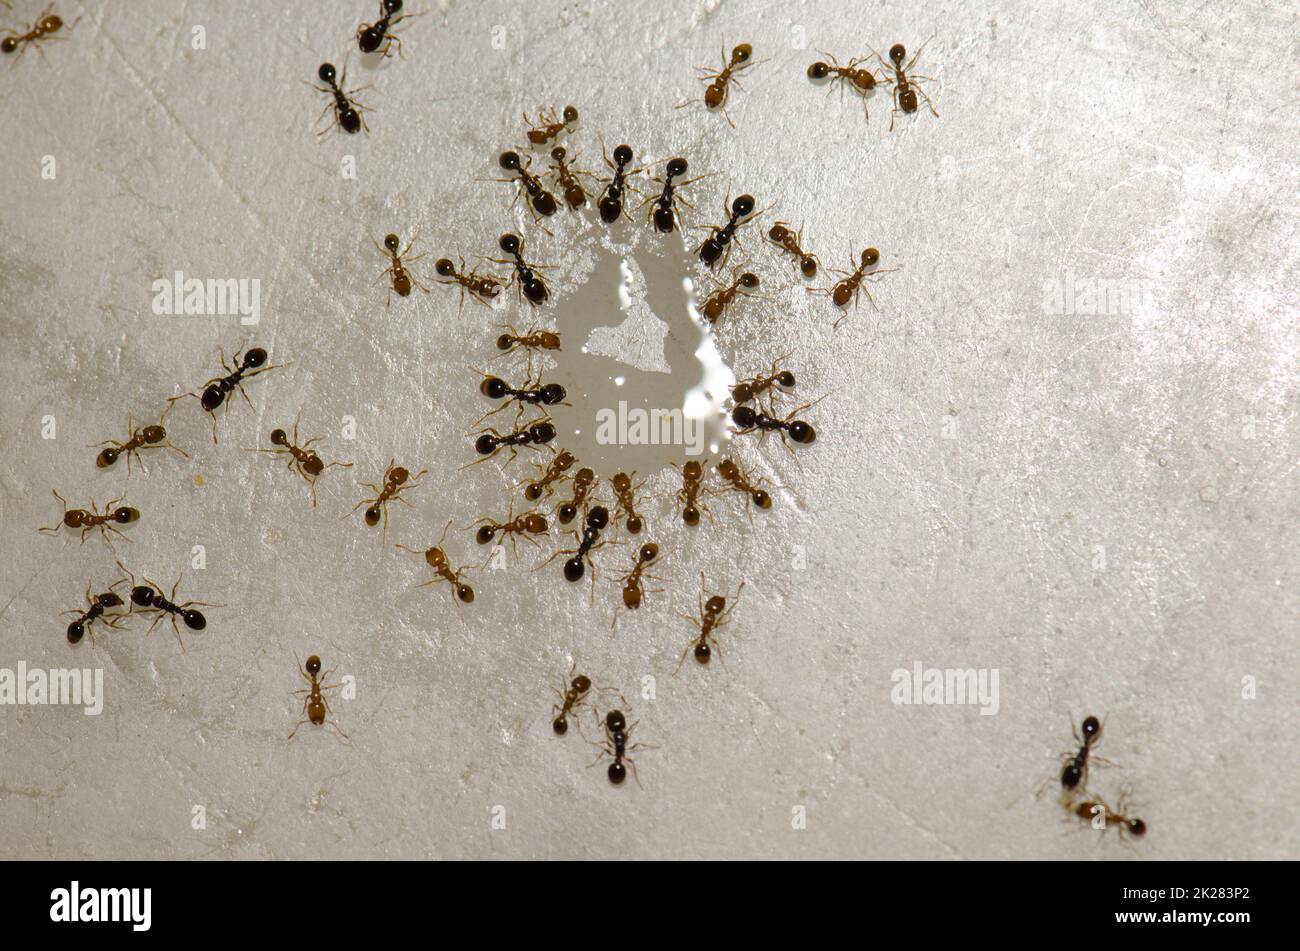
top-left (716, 457), bottom-right (773, 513)
top-left (62, 579), bottom-right (129, 646)
top-left (374, 231), bottom-right (429, 306)
top-left (556, 467), bottom-right (596, 524)
top-left (732, 398), bottom-right (823, 452)
top-left (676, 42), bottom-right (759, 128)
top-left (808, 247), bottom-right (898, 326)
top-left (524, 450), bottom-right (575, 502)
top-left (1066, 791), bottom-right (1147, 841)
top-left (396, 521), bottom-right (474, 604)
top-left (673, 459), bottom-right (711, 526)
top-left (548, 146), bottom-right (593, 211)
top-left (92, 413), bottom-right (188, 475)
top-left (699, 268), bottom-right (760, 324)
top-left (613, 542), bottom-right (662, 624)
top-left (731, 353), bottom-right (796, 405)
top-left (39, 490), bottom-right (138, 549)
top-left (492, 151), bottom-right (559, 224)
top-left (610, 471), bottom-right (647, 534)
top-left (1, 5), bottom-right (78, 58)
top-left (435, 256), bottom-right (503, 312)
top-left (874, 42), bottom-right (939, 130)
top-left (126, 569), bottom-right (218, 651)
top-left (350, 460), bottom-right (426, 534)
top-left (552, 663), bottom-right (594, 736)
top-left (168, 345), bottom-right (284, 444)
top-left (589, 707), bottom-right (655, 786)
top-left (247, 415), bottom-right (352, 508)
top-left (679, 573), bottom-right (744, 667)
top-left (467, 417), bottom-right (557, 468)
top-left (767, 222), bottom-right (820, 278)
top-left (289, 655), bottom-right (349, 741)
top-left (806, 52), bottom-right (878, 121)
top-left (496, 323), bottom-right (560, 356)
top-left (524, 105), bottom-right (578, 146)
top-left (473, 501), bottom-right (549, 556)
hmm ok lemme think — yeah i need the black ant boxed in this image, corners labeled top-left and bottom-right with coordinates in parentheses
top-left (247, 415), bottom-right (352, 508)
top-left (476, 370), bottom-right (567, 426)
top-left (289, 655), bottom-right (349, 741)
top-left (396, 520), bottom-right (474, 604)
top-left (732, 399), bottom-right (822, 451)
top-left (374, 231), bottom-right (429, 306)
top-left (434, 256), bottom-right (503, 312)
top-left (673, 459), bottom-right (710, 526)
top-left (808, 247), bottom-right (898, 326)
top-left (556, 467), bottom-right (595, 524)
top-left (642, 157), bottom-right (712, 234)
top-left (610, 471), bottom-right (646, 534)
top-left (731, 353), bottom-right (796, 404)
top-left (552, 663), bottom-right (593, 736)
top-left (490, 233), bottom-right (550, 306)
top-left (699, 268), bottom-right (760, 324)
top-left (548, 146), bottom-right (593, 210)
top-left (677, 42), bottom-right (758, 128)
top-left (468, 417), bottom-right (557, 468)
top-left (716, 457), bottom-right (772, 513)
top-left (1067, 792), bottom-right (1147, 841)
top-left (524, 450), bottom-right (575, 502)
top-left (496, 323), bottom-right (560, 356)
top-left (473, 501), bottom-right (549, 555)
top-left (875, 41), bottom-right (939, 130)
top-left (357, 0), bottom-right (423, 57)
top-left (63, 580), bottom-right (128, 646)
top-left (590, 708), bottom-right (654, 786)
top-left (767, 221), bottom-right (820, 278)
top-left (39, 490), bottom-right (138, 548)
top-left (696, 194), bottom-right (760, 268)
top-left (308, 62), bottom-right (370, 136)
top-left (524, 105), bottom-right (579, 147)
top-left (806, 52), bottom-right (878, 121)
top-left (597, 144), bottom-right (642, 224)
top-left (1059, 715), bottom-right (1105, 791)
top-left (1, 5), bottom-right (78, 58)
top-left (168, 346), bottom-right (283, 444)
top-left (493, 151), bottom-right (559, 223)
top-left (92, 413), bottom-right (188, 475)
top-left (538, 504), bottom-right (609, 582)
top-left (127, 570), bottom-right (217, 650)
top-left (614, 542), bottom-right (661, 617)
top-left (679, 573), bottom-right (744, 667)
top-left (350, 460), bottom-right (426, 533)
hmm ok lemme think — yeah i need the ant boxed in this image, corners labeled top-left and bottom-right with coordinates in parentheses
top-left (679, 573), bottom-right (744, 667)
top-left (1067, 792), bottom-right (1147, 841)
top-left (493, 151), bottom-right (559, 223)
top-left (396, 521), bottom-right (474, 604)
top-left (350, 460), bottom-right (426, 533)
top-left (289, 655), bottom-right (349, 741)
top-left (597, 144), bottom-right (642, 224)
top-left (524, 105), bottom-right (579, 147)
top-left (357, 0), bottom-right (423, 57)
top-left (127, 572), bottom-right (217, 650)
top-left (875, 42), bottom-right (939, 130)
top-left (63, 580), bottom-right (128, 646)
top-left (247, 415), bottom-right (352, 508)
top-left (39, 490), bottom-right (138, 548)
top-left (806, 52), bottom-right (878, 120)
top-left (642, 157), bottom-right (712, 234)
top-left (731, 353), bottom-right (796, 405)
top-left (473, 501), bottom-right (549, 555)
top-left (767, 222), bottom-right (820, 278)
top-left (614, 542), bottom-right (661, 614)
top-left (1, 6), bottom-right (78, 58)
top-left (168, 346), bottom-right (283, 444)
top-left (808, 247), bottom-right (897, 326)
top-left (677, 42), bottom-right (758, 128)
top-left (610, 471), bottom-right (646, 534)
top-left (552, 663), bottom-right (594, 736)
top-left (496, 324), bottom-right (560, 356)
top-left (1059, 715), bottom-right (1106, 791)
top-left (590, 708), bottom-right (654, 786)
top-left (92, 413), bottom-right (188, 475)
top-left (490, 233), bottom-right (550, 306)
top-left (548, 146), bottom-right (593, 211)
top-left (699, 269), bottom-right (760, 325)
top-left (374, 231), bottom-right (429, 306)
top-left (732, 400), bottom-right (822, 451)
top-left (556, 467), bottom-right (596, 524)
top-left (434, 256), bottom-right (503, 312)
top-left (477, 370), bottom-right (567, 426)
top-left (524, 450), bottom-right (575, 502)
top-left (696, 194), bottom-right (760, 269)
top-left (538, 504), bottom-right (609, 582)
top-left (468, 418), bottom-right (557, 468)
top-left (716, 457), bottom-right (772, 513)
top-left (308, 62), bottom-right (370, 136)
top-left (673, 459), bottom-right (711, 526)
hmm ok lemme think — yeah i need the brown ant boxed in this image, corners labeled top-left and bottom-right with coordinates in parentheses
top-left (473, 501), bottom-right (549, 555)
top-left (467, 417), bottom-right (557, 468)
top-left (39, 490), bottom-right (138, 549)
top-left (92, 413), bottom-right (188, 475)
top-left (808, 247), bottom-right (898, 326)
top-left (168, 345), bottom-right (283, 444)
top-left (673, 459), bottom-right (711, 526)
top-left (247, 415), bottom-right (352, 508)
top-left (548, 146), bottom-right (593, 211)
top-left (642, 157), bottom-right (713, 234)
top-left (1, 5), bottom-right (78, 58)
top-left (492, 151), bottom-right (559, 223)
top-left (679, 573), bottom-right (744, 667)
top-left (374, 230), bottom-right (429, 306)
top-left (613, 542), bottom-right (662, 621)
top-left (1067, 792), bottom-right (1147, 841)
top-left (767, 221), bottom-right (820, 278)
top-left (489, 233), bottom-right (550, 306)
top-left (716, 457), bottom-right (772, 513)
top-left (552, 663), bottom-right (594, 736)
top-left (524, 105), bottom-right (578, 147)
top-left (434, 256), bottom-right (503, 312)
top-left (496, 323), bottom-right (560, 356)
top-left (350, 460), bottom-right (426, 534)
top-left (357, 0), bottom-right (424, 57)
top-left (806, 52), bottom-right (878, 120)
top-left (476, 369), bottom-right (568, 426)
top-left (597, 144), bottom-right (643, 224)
top-left (676, 42), bottom-right (759, 128)
top-left (396, 520), bottom-right (474, 604)
top-left (62, 579), bottom-right (128, 646)
top-left (732, 399), bottom-right (823, 452)
top-left (127, 570), bottom-right (218, 651)
top-left (308, 62), bottom-right (370, 136)
top-left (589, 708), bottom-right (655, 786)
top-left (524, 450), bottom-right (575, 502)
top-left (696, 194), bottom-right (761, 269)
top-left (556, 467), bottom-right (596, 524)
top-left (699, 268), bottom-right (760, 325)
top-left (289, 655), bottom-right (349, 741)
top-left (875, 41), bottom-right (939, 130)
top-left (731, 353), bottom-right (796, 405)
top-left (537, 504), bottom-right (610, 583)
top-left (610, 471), bottom-right (646, 534)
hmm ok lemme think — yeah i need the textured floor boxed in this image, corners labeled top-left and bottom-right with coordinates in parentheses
top-left (0, 0), bottom-right (1296, 859)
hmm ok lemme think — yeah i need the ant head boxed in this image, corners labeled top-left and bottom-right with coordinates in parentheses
top-left (475, 525), bottom-right (496, 545)
top-left (270, 428), bottom-right (288, 445)
top-left (768, 223), bottom-right (789, 240)
top-left (67, 621), bottom-right (85, 644)
top-left (605, 709), bottom-right (626, 732)
top-left (114, 506), bottom-right (139, 524)
top-left (683, 460), bottom-right (703, 479)
top-left (705, 594), bottom-right (726, 615)
top-left (524, 513), bottom-right (548, 534)
top-left (364, 505), bottom-right (381, 526)
top-left (1082, 715), bottom-right (1101, 740)
top-left (586, 505), bottom-right (609, 530)
top-left (718, 458), bottom-right (738, 478)
top-left (807, 61), bottom-right (830, 80)
top-left (562, 105), bottom-right (579, 124)
top-left (389, 466), bottom-right (410, 484)
top-left (130, 585), bottom-right (154, 607)
top-left (739, 272), bottom-right (760, 288)
top-left (890, 43), bottom-right (907, 65)
top-left (572, 674), bottom-right (591, 693)
top-left (732, 43), bottom-right (752, 63)
top-left (732, 405), bottom-right (757, 428)
top-left (552, 715), bottom-right (569, 735)
top-left (100, 593), bottom-right (125, 608)
top-left (499, 150), bottom-right (522, 171)
top-left (141, 425), bottom-right (166, 443)
top-left (540, 383), bottom-right (566, 404)
top-left (524, 482), bottom-right (544, 502)
top-left (436, 258), bottom-right (457, 277)
top-left (305, 655), bottom-right (322, 675)
top-left (498, 233), bottom-right (521, 254)
top-left (731, 383), bottom-right (754, 404)
top-left (612, 144), bottom-right (633, 165)
top-left (358, 27), bottom-right (384, 53)
top-left (861, 247), bottom-right (880, 267)
top-left (557, 503), bottom-right (577, 523)
top-left (480, 376), bottom-right (509, 400)
top-left (201, 385), bottom-right (225, 412)
top-left (244, 348), bottom-right (268, 368)
top-left (639, 543), bottom-right (659, 564)
top-left (732, 194), bottom-right (756, 217)
top-left (456, 584), bottom-right (474, 604)
top-left (317, 62), bottom-right (337, 84)
top-left (612, 472), bottom-right (631, 491)
top-left (182, 609), bottom-right (206, 631)
top-left (563, 556), bottom-right (585, 582)
top-left (694, 642), bottom-right (712, 664)
top-left (800, 256), bottom-right (818, 277)
top-left (753, 489), bottom-right (772, 509)
top-left (666, 157), bottom-right (688, 178)
top-left (531, 421), bottom-right (557, 443)
top-left (383, 233), bottom-right (400, 253)
top-left (474, 433), bottom-right (497, 456)
top-left (96, 447), bottom-right (119, 468)
top-left (788, 420), bottom-right (816, 444)
top-left (340, 109), bottom-right (362, 134)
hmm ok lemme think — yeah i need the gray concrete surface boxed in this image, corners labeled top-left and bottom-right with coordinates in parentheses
top-left (0, 0), bottom-right (1296, 859)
